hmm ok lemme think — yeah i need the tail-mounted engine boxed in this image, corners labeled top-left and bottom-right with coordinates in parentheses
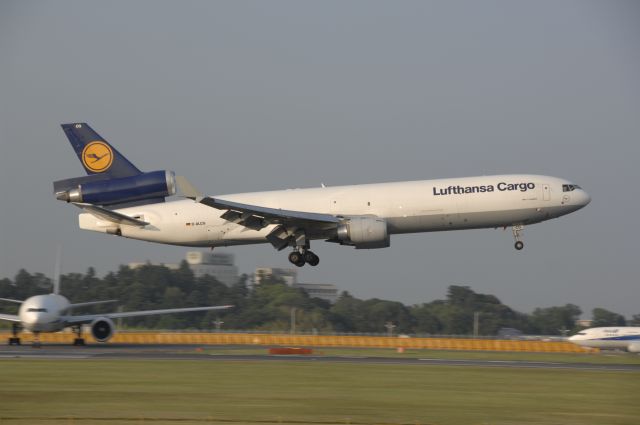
top-left (54, 170), bottom-right (176, 206)
top-left (336, 216), bottom-right (390, 249)
top-left (90, 317), bottom-right (115, 342)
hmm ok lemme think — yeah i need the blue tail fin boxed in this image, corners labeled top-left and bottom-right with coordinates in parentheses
top-left (61, 123), bottom-right (141, 178)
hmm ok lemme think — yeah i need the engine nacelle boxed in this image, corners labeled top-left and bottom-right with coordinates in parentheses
top-left (336, 216), bottom-right (390, 249)
top-left (55, 170), bottom-right (176, 206)
top-left (628, 342), bottom-right (640, 353)
top-left (90, 317), bottom-right (115, 343)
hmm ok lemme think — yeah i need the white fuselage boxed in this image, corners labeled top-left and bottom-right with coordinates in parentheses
top-left (18, 294), bottom-right (70, 333)
top-left (568, 327), bottom-right (640, 352)
top-left (78, 174), bottom-right (591, 248)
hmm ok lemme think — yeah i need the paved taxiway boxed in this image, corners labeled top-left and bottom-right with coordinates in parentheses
top-left (0, 344), bottom-right (638, 371)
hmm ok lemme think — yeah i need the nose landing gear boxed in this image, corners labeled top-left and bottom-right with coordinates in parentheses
top-left (512, 225), bottom-right (524, 250)
top-left (32, 332), bottom-right (41, 348)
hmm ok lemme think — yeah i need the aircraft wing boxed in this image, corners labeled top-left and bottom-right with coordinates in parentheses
top-left (72, 202), bottom-right (149, 226)
top-left (0, 298), bottom-right (23, 304)
top-left (65, 304), bottom-right (233, 325)
top-left (0, 313), bottom-right (21, 322)
top-left (199, 197), bottom-right (340, 231)
top-left (70, 300), bottom-right (118, 308)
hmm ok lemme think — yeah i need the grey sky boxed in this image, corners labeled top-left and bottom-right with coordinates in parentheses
top-left (1, 1), bottom-right (638, 317)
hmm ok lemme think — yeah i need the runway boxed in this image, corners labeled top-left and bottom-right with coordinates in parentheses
top-left (1, 344), bottom-right (638, 371)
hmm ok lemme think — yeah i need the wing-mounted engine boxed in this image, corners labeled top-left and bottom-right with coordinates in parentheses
top-left (335, 216), bottom-right (390, 249)
top-left (90, 317), bottom-right (115, 343)
top-left (628, 342), bottom-right (640, 353)
top-left (54, 170), bottom-right (176, 207)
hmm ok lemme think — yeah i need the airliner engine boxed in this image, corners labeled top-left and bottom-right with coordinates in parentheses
top-left (628, 342), bottom-right (640, 353)
top-left (55, 170), bottom-right (176, 206)
top-left (337, 216), bottom-right (390, 249)
top-left (90, 317), bottom-right (115, 342)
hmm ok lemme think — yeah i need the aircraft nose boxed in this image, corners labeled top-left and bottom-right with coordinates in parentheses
top-left (21, 313), bottom-right (38, 327)
top-left (574, 190), bottom-right (591, 208)
top-left (580, 190), bottom-right (591, 206)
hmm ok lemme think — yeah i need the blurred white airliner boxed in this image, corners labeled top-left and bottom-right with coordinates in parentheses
top-left (568, 327), bottom-right (640, 352)
top-left (0, 260), bottom-right (231, 346)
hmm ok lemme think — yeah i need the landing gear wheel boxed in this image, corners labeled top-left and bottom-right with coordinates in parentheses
top-left (9, 323), bottom-right (21, 345)
top-left (304, 251), bottom-right (320, 267)
top-left (288, 251), bottom-right (306, 267)
top-left (72, 325), bottom-right (85, 347)
top-left (511, 225), bottom-right (524, 251)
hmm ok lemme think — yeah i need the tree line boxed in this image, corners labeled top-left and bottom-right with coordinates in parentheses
top-left (0, 262), bottom-right (636, 335)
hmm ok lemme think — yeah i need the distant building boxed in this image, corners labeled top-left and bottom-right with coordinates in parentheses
top-left (254, 267), bottom-right (298, 286)
top-left (185, 252), bottom-right (239, 285)
top-left (576, 319), bottom-right (593, 328)
top-left (253, 267), bottom-right (339, 303)
top-left (293, 283), bottom-right (339, 304)
top-left (129, 251), bottom-right (239, 286)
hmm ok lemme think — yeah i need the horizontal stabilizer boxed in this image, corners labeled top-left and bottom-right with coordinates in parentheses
top-left (73, 203), bottom-right (149, 226)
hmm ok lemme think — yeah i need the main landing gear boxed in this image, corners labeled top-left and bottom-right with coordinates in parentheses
top-left (8, 323), bottom-right (21, 346)
top-left (286, 230), bottom-right (320, 267)
top-left (512, 225), bottom-right (524, 251)
top-left (72, 325), bottom-right (86, 346)
top-left (288, 249), bottom-right (320, 267)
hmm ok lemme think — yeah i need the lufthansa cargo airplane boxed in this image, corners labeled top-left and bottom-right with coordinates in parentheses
top-left (53, 123), bottom-right (591, 267)
top-left (568, 327), bottom-right (640, 353)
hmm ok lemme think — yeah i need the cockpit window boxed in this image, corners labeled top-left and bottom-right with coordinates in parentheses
top-left (576, 332), bottom-right (586, 335)
top-left (26, 308), bottom-right (48, 312)
top-left (562, 184), bottom-right (582, 192)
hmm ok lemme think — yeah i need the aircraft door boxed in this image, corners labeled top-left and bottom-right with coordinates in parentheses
top-left (542, 184), bottom-right (551, 201)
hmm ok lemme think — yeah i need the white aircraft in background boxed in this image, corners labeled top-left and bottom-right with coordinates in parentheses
top-left (54, 123), bottom-right (591, 267)
top-left (568, 327), bottom-right (640, 353)
top-left (0, 261), bottom-right (232, 346)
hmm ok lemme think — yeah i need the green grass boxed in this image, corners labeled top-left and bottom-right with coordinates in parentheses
top-left (198, 346), bottom-right (640, 365)
top-left (0, 359), bottom-right (638, 425)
